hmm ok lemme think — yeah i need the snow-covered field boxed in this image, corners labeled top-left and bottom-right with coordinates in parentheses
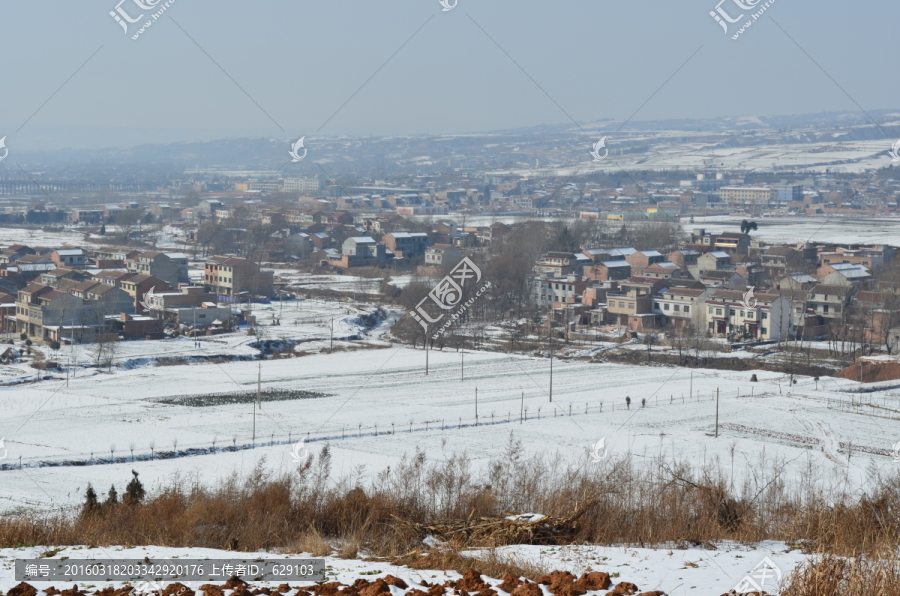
top-left (690, 214), bottom-right (900, 245)
top-left (0, 542), bottom-right (806, 596)
top-left (3, 344), bottom-right (899, 513)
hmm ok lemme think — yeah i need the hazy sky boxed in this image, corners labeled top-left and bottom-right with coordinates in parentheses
top-left (0, 0), bottom-right (896, 150)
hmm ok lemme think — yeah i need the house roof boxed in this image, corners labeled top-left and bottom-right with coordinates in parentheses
top-left (665, 288), bottom-right (706, 297)
top-left (390, 232), bottom-right (429, 238)
top-left (809, 284), bottom-right (854, 295)
top-left (55, 249), bottom-right (84, 256)
top-left (600, 260), bottom-right (631, 268)
top-left (766, 246), bottom-right (798, 256)
top-left (349, 236), bottom-right (376, 244)
top-left (711, 289), bottom-right (780, 303)
top-left (701, 270), bottom-right (738, 280)
top-left (71, 281), bottom-right (101, 293)
top-left (708, 251), bottom-right (731, 259)
top-left (789, 273), bottom-right (818, 283)
top-left (673, 249), bottom-right (700, 256)
top-left (639, 250), bottom-right (663, 257)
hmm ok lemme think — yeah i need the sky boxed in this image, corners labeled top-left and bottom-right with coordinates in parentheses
top-left (0, 0), bottom-right (896, 151)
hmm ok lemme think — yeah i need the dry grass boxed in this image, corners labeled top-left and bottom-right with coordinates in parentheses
top-left (2, 436), bottom-right (900, 563)
top-left (782, 554), bottom-right (900, 595)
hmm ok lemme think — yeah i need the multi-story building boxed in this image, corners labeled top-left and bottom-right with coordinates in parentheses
top-left (584, 260), bottom-right (631, 282)
top-left (51, 247), bottom-right (88, 269)
top-left (119, 274), bottom-right (172, 314)
top-left (531, 274), bottom-right (589, 309)
top-left (283, 177), bottom-right (321, 194)
top-left (424, 245), bottom-right (462, 267)
top-left (652, 287), bottom-right (709, 330)
top-left (128, 251), bottom-right (189, 287)
top-left (384, 232), bottom-right (431, 258)
top-left (533, 252), bottom-right (579, 277)
top-left (625, 250), bottom-right (665, 276)
top-left (719, 186), bottom-right (777, 205)
top-left (15, 282), bottom-right (133, 342)
top-left (604, 278), bottom-right (667, 330)
top-left (204, 256), bottom-right (274, 298)
top-left (703, 290), bottom-right (792, 341)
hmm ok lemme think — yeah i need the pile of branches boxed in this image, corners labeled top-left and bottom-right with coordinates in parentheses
top-left (395, 502), bottom-right (593, 546)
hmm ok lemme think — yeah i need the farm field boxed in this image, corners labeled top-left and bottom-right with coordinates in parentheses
top-left (3, 342), bottom-right (898, 515)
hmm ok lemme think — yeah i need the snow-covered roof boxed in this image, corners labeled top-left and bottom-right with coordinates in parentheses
top-left (709, 251), bottom-right (731, 259)
top-left (601, 260), bottom-right (631, 268)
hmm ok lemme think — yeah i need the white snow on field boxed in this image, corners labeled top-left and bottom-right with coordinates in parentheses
top-left (0, 543), bottom-right (808, 596)
top-left (3, 346), bottom-right (900, 517)
top-left (688, 215), bottom-right (900, 245)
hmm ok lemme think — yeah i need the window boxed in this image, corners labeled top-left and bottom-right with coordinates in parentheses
top-left (619, 301), bottom-right (625, 308)
top-left (709, 307), bottom-right (714, 314)
top-left (740, 310), bottom-right (745, 317)
top-left (747, 312), bottom-right (754, 319)
top-left (664, 303), bottom-right (670, 310)
top-left (674, 304), bottom-right (680, 312)
top-left (716, 308), bottom-right (723, 316)
top-left (628, 302), bottom-right (635, 309)
top-left (709, 322), bottom-right (714, 329)
top-left (684, 306), bottom-right (690, 313)
top-left (824, 305), bottom-right (829, 313)
top-left (761, 313), bottom-right (768, 320)
top-left (729, 309), bottom-right (736, 316)
top-left (761, 327), bottom-right (767, 334)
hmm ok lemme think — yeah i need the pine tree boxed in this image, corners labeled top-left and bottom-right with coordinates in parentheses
top-left (124, 470), bottom-right (145, 505)
top-left (105, 484), bottom-right (118, 507)
top-left (83, 484), bottom-right (99, 515)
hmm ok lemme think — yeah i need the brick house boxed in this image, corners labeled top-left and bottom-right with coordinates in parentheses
top-left (204, 256), bottom-right (274, 298)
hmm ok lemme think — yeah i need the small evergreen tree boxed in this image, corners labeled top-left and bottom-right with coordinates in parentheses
top-left (99, 224), bottom-right (106, 235)
top-left (105, 484), bottom-right (118, 507)
top-left (83, 484), bottom-right (99, 514)
top-left (124, 470), bottom-right (145, 505)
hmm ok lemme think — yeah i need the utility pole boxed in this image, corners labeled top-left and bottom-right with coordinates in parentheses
top-left (549, 354), bottom-right (553, 402)
top-left (425, 340), bottom-right (429, 375)
top-left (254, 362), bottom-right (260, 446)
top-left (475, 387), bottom-right (478, 420)
top-left (330, 317), bottom-right (334, 353)
top-left (520, 391), bottom-right (524, 424)
top-left (690, 370), bottom-right (693, 401)
top-left (715, 387), bottom-right (719, 438)
top-left (461, 350), bottom-right (464, 381)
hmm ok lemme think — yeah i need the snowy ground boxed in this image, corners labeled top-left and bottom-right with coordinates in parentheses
top-left (3, 344), bottom-right (900, 515)
top-left (689, 214), bottom-right (900, 245)
top-left (0, 542), bottom-right (807, 596)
